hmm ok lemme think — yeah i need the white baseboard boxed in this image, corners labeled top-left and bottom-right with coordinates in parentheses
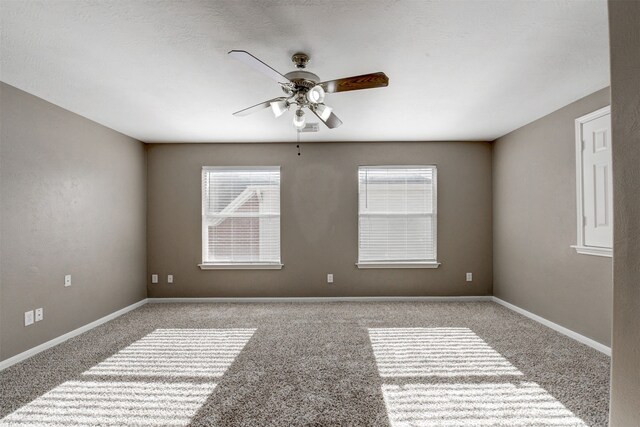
top-left (0, 299), bottom-right (148, 371)
top-left (492, 297), bottom-right (611, 356)
top-left (2, 295), bottom-right (608, 370)
top-left (147, 296), bottom-right (494, 303)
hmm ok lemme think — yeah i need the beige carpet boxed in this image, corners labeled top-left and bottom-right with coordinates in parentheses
top-left (0, 302), bottom-right (610, 426)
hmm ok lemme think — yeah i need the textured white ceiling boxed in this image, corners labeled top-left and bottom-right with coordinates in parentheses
top-left (0, 0), bottom-right (609, 143)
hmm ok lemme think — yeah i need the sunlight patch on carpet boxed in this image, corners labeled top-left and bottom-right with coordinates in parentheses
top-left (0, 381), bottom-right (216, 426)
top-left (381, 382), bottom-right (587, 426)
top-left (369, 328), bottom-right (587, 427)
top-left (83, 328), bottom-right (255, 377)
top-left (1, 328), bottom-right (255, 426)
top-left (368, 327), bottom-right (522, 377)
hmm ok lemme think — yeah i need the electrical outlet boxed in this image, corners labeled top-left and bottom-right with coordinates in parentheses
top-left (24, 310), bottom-right (34, 326)
top-left (167, 275), bottom-right (174, 284)
top-left (466, 272), bottom-right (473, 282)
top-left (64, 274), bottom-right (72, 287)
top-left (327, 273), bottom-right (334, 284)
top-left (35, 308), bottom-right (44, 322)
top-left (151, 274), bottom-right (158, 284)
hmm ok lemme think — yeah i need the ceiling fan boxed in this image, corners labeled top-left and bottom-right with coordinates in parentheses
top-left (229, 50), bottom-right (389, 130)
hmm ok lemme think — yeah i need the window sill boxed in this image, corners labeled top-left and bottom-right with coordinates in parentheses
top-left (356, 262), bottom-right (441, 269)
top-left (198, 263), bottom-right (284, 270)
top-left (571, 245), bottom-right (612, 258)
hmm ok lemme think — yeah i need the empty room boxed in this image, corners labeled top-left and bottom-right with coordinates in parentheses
top-left (1, 0), bottom-right (638, 426)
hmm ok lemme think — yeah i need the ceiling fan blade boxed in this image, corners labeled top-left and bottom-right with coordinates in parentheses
top-left (319, 72), bottom-right (389, 93)
top-left (232, 97), bottom-right (286, 117)
top-left (228, 50), bottom-right (290, 83)
top-left (311, 108), bottom-right (343, 129)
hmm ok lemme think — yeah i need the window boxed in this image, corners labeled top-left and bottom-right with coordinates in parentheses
top-left (200, 167), bottom-right (282, 269)
top-left (572, 107), bottom-right (612, 257)
top-left (357, 166), bottom-right (439, 268)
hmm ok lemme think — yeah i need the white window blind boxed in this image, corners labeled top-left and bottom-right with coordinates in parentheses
top-left (202, 167), bottom-right (281, 266)
top-left (358, 166), bottom-right (437, 264)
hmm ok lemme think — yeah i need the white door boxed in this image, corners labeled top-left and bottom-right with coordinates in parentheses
top-left (581, 113), bottom-right (612, 248)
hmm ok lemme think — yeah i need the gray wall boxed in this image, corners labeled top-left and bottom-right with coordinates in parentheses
top-left (493, 87), bottom-right (612, 346)
top-left (147, 142), bottom-right (492, 298)
top-left (609, 0), bottom-right (640, 424)
top-left (0, 83), bottom-right (147, 361)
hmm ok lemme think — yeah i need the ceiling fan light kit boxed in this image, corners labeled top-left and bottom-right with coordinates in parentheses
top-left (293, 109), bottom-right (306, 129)
top-left (270, 99), bottom-right (289, 118)
top-left (306, 85), bottom-right (325, 104)
top-left (229, 50), bottom-right (389, 131)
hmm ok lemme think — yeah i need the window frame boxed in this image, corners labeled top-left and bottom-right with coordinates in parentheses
top-left (356, 165), bottom-right (440, 269)
top-left (199, 166), bottom-right (283, 270)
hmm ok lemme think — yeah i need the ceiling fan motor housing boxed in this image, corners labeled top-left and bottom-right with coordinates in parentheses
top-left (284, 70), bottom-right (320, 88)
top-left (285, 53), bottom-right (319, 93)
